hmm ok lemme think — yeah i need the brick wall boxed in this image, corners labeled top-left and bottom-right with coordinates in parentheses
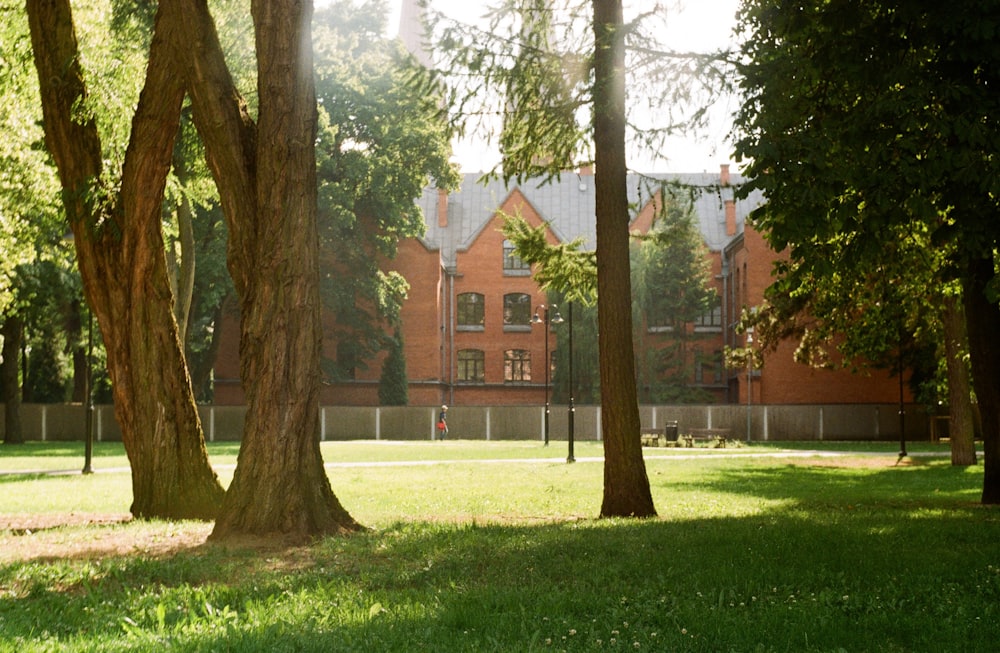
top-left (447, 189), bottom-right (555, 406)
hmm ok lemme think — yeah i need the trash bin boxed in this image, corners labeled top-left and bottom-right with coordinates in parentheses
top-left (664, 420), bottom-right (679, 443)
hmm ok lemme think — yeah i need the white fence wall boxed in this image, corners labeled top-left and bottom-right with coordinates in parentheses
top-left (1, 403), bottom-right (931, 443)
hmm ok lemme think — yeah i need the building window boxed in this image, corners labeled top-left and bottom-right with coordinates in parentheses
top-left (457, 292), bottom-right (485, 330)
top-left (503, 239), bottom-right (531, 275)
top-left (504, 349), bottom-right (532, 383)
top-left (503, 292), bottom-right (532, 329)
top-left (695, 349), bottom-right (723, 385)
top-left (646, 301), bottom-right (673, 331)
top-left (694, 302), bottom-right (722, 330)
top-left (457, 349), bottom-right (485, 383)
top-left (336, 341), bottom-right (357, 380)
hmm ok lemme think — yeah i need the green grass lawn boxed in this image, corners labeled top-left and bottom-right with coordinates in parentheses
top-left (0, 441), bottom-right (996, 652)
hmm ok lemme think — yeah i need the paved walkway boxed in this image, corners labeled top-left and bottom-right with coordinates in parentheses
top-left (0, 448), bottom-right (952, 477)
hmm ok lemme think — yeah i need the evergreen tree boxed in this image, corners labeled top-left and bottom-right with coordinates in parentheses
top-left (378, 328), bottom-right (409, 406)
top-left (632, 188), bottom-right (716, 404)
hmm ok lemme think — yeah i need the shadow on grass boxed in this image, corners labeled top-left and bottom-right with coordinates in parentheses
top-left (668, 456), bottom-right (985, 509)
top-left (1, 462), bottom-right (998, 652)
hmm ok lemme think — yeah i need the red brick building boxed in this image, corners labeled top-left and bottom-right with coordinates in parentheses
top-left (214, 165), bottom-right (910, 407)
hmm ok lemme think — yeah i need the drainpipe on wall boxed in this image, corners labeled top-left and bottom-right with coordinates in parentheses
top-left (721, 256), bottom-right (731, 402)
top-left (446, 266), bottom-right (457, 406)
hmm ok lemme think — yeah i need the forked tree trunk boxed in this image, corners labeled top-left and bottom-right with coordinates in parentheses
top-left (941, 293), bottom-right (976, 466)
top-left (27, 0), bottom-right (224, 518)
top-left (169, 0), bottom-right (360, 540)
top-left (963, 255), bottom-right (1000, 504)
top-left (593, 0), bottom-right (655, 518)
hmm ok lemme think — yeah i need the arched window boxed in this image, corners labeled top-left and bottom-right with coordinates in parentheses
top-left (503, 292), bottom-right (531, 328)
top-left (457, 292), bottom-right (485, 329)
top-left (457, 349), bottom-right (485, 383)
top-left (504, 349), bottom-right (532, 383)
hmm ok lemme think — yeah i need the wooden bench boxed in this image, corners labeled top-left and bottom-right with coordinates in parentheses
top-left (640, 428), bottom-right (664, 447)
top-left (681, 428), bottom-right (730, 448)
top-left (640, 424), bottom-right (682, 448)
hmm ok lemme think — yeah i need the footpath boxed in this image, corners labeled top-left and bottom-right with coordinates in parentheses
top-left (0, 448), bottom-right (952, 477)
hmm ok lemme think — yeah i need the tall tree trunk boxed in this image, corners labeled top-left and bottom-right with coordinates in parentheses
top-left (963, 255), bottom-right (1000, 503)
top-left (2, 315), bottom-right (24, 445)
top-left (942, 293), bottom-right (976, 466)
top-left (27, 0), bottom-right (224, 518)
top-left (593, 0), bottom-right (655, 518)
top-left (170, 0), bottom-right (361, 540)
top-left (66, 299), bottom-right (87, 403)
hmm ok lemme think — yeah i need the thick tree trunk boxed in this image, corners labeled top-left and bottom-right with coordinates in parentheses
top-left (2, 315), bottom-right (24, 445)
top-left (941, 293), bottom-right (976, 466)
top-left (962, 256), bottom-right (1000, 503)
top-left (66, 299), bottom-right (88, 404)
top-left (27, 0), bottom-right (224, 518)
top-left (169, 0), bottom-right (361, 540)
top-left (593, 0), bottom-right (655, 518)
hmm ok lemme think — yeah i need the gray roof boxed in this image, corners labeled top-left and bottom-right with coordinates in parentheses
top-left (417, 172), bottom-right (766, 265)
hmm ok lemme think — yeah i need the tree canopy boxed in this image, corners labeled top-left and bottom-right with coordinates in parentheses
top-left (733, 0), bottom-right (1000, 497)
top-left (313, 0), bottom-right (459, 382)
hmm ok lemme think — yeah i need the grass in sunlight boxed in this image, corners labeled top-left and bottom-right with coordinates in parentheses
top-left (0, 441), bottom-right (995, 651)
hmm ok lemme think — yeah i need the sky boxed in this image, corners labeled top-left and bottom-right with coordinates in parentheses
top-left (380, 0), bottom-right (743, 173)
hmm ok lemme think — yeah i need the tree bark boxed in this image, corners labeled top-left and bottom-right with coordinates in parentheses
top-left (27, 0), bottom-right (224, 518)
top-left (1, 315), bottom-right (24, 445)
top-left (592, 0), bottom-right (655, 518)
top-left (169, 0), bottom-right (361, 540)
top-left (941, 293), bottom-right (976, 466)
top-left (67, 299), bottom-right (87, 404)
top-left (963, 255), bottom-right (1000, 503)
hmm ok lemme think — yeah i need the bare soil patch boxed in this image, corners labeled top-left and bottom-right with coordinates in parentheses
top-left (784, 454), bottom-right (928, 469)
top-left (0, 514), bottom-right (213, 563)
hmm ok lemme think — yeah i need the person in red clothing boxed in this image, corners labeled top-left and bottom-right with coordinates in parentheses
top-left (436, 405), bottom-right (449, 440)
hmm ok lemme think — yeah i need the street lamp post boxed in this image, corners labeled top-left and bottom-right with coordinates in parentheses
top-left (567, 301), bottom-right (575, 463)
top-left (745, 330), bottom-right (753, 444)
top-left (82, 309), bottom-right (94, 474)
top-left (64, 230), bottom-right (94, 474)
top-left (532, 304), bottom-right (563, 446)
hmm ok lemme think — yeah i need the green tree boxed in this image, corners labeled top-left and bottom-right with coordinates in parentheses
top-left (379, 328), bottom-right (409, 406)
top-left (313, 0), bottom-right (458, 382)
top-left (733, 0), bottom-right (999, 495)
top-left (26, 0), bottom-right (224, 517)
top-left (438, 0), bottom-right (678, 517)
top-left (0, 0), bottom-right (71, 440)
top-left (632, 188), bottom-right (717, 404)
top-left (164, 0), bottom-right (361, 539)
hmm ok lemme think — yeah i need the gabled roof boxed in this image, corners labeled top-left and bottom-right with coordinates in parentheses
top-left (417, 171), bottom-right (766, 266)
